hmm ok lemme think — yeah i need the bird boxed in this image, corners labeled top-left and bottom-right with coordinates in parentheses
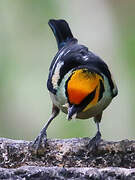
top-left (32, 19), bottom-right (118, 151)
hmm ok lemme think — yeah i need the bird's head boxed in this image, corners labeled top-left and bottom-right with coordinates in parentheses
top-left (65, 68), bottom-right (104, 119)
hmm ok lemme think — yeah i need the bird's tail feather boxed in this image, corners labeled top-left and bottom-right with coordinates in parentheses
top-left (48, 19), bottom-right (74, 49)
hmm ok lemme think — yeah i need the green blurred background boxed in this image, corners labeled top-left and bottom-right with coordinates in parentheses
top-left (0, 0), bottom-right (134, 141)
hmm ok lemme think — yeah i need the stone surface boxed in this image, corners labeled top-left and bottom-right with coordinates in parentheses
top-left (0, 137), bottom-right (135, 179)
top-left (0, 166), bottom-right (135, 180)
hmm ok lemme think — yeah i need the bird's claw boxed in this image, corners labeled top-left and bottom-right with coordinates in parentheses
top-left (29, 131), bottom-right (48, 154)
top-left (87, 131), bottom-right (102, 151)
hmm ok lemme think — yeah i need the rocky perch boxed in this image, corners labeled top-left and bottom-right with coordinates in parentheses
top-left (0, 137), bottom-right (135, 179)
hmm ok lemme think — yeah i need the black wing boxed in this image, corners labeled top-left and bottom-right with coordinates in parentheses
top-left (47, 41), bottom-right (115, 95)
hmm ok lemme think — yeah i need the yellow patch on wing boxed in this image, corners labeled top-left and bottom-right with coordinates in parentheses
top-left (67, 69), bottom-right (103, 105)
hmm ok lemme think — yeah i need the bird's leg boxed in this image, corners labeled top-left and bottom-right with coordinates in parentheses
top-left (89, 122), bottom-right (101, 144)
top-left (88, 112), bottom-right (102, 150)
top-left (30, 104), bottom-right (60, 152)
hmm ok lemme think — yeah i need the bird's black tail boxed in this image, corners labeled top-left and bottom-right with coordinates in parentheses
top-left (48, 19), bottom-right (74, 50)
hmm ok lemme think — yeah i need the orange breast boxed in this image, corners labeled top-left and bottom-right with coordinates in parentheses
top-left (67, 69), bottom-right (102, 105)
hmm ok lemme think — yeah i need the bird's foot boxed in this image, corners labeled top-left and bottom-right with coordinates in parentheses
top-left (29, 129), bottom-right (47, 154)
top-left (87, 131), bottom-right (102, 151)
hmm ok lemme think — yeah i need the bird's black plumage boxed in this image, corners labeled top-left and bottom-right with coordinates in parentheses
top-left (47, 40), bottom-right (116, 97)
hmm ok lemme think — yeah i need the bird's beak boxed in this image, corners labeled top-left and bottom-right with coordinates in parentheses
top-left (67, 105), bottom-right (77, 120)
